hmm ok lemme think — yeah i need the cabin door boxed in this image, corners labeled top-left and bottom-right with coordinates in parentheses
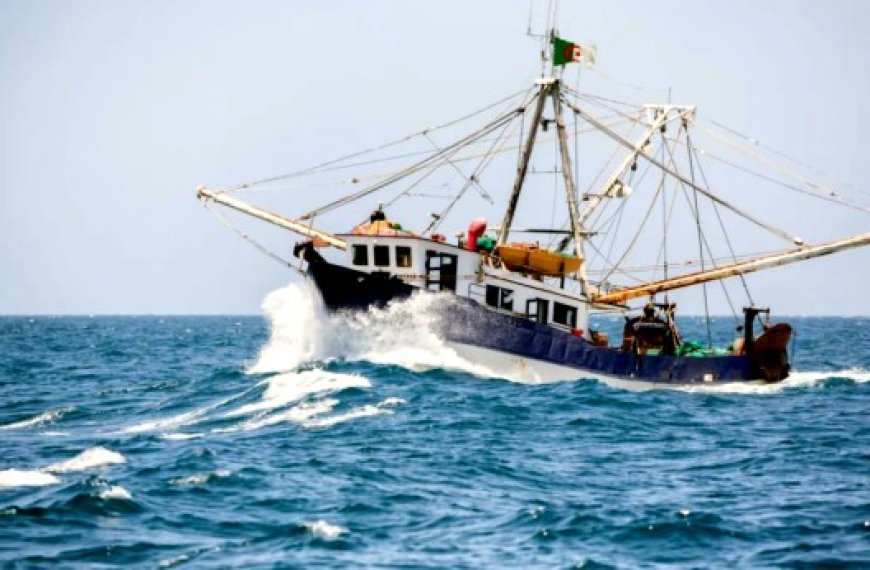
top-left (425, 251), bottom-right (458, 292)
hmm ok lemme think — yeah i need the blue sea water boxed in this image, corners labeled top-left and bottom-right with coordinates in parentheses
top-left (1, 284), bottom-right (868, 568)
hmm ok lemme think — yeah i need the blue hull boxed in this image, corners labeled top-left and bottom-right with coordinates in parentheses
top-left (302, 251), bottom-right (780, 385)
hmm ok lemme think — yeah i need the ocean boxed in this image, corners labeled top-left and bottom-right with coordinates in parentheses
top-left (1, 283), bottom-right (868, 568)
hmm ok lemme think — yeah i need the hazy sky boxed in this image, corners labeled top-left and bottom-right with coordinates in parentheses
top-left (1, 0), bottom-right (868, 315)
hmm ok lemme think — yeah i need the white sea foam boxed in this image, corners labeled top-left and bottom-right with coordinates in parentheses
top-left (675, 368), bottom-right (870, 395)
top-left (303, 397), bottom-right (404, 429)
top-left (160, 432), bottom-right (204, 441)
top-left (169, 469), bottom-right (231, 487)
top-left (303, 520), bottom-right (347, 539)
top-left (45, 446), bottom-right (126, 474)
top-left (219, 398), bottom-right (339, 433)
top-left (158, 553), bottom-right (191, 568)
top-left (250, 283), bottom-right (501, 378)
top-left (0, 469), bottom-right (60, 489)
top-left (0, 407), bottom-right (73, 431)
top-left (225, 370), bottom-right (369, 418)
top-left (98, 485), bottom-right (132, 500)
top-left (122, 392), bottom-right (242, 434)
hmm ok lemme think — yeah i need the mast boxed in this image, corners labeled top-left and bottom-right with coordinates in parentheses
top-left (498, 80), bottom-right (553, 245)
top-left (196, 186), bottom-right (346, 249)
top-left (591, 232), bottom-right (870, 304)
top-left (551, 83), bottom-right (588, 292)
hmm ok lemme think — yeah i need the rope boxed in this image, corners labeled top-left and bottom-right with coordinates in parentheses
top-left (424, 133), bottom-right (493, 204)
top-left (684, 126), bottom-right (713, 347)
top-left (692, 144), bottom-right (755, 306)
top-left (204, 202), bottom-right (307, 277)
top-left (696, 122), bottom-right (870, 213)
top-left (661, 126), bottom-right (742, 325)
top-left (562, 97), bottom-right (805, 246)
top-left (427, 110), bottom-right (523, 234)
top-left (704, 117), bottom-right (869, 199)
top-left (220, 87), bottom-right (532, 194)
top-left (299, 109), bottom-right (521, 220)
top-left (597, 170), bottom-right (666, 286)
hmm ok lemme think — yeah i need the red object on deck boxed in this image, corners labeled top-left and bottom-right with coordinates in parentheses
top-left (571, 329), bottom-right (583, 337)
top-left (466, 218), bottom-right (487, 252)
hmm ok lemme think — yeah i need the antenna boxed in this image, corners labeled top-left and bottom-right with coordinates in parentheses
top-left (527, 0), bottom-right (559, 77)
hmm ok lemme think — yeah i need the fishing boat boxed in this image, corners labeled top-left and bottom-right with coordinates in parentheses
top-left (196, 18), bottom-right (869, 386)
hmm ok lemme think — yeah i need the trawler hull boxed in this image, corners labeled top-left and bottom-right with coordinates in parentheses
top-left (302, 252), bottom-right (784, 386)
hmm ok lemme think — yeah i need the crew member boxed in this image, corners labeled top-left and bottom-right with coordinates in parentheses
top-left (633, 303), bottom-right (668, 353)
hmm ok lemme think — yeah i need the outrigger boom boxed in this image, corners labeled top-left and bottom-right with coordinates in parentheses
top-left (196, 186), bottom-right (346, 250)
top-left (592, 232), bottom-right (870, 304)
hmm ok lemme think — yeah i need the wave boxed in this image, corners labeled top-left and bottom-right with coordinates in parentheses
top-left (45, 446), bottom-right (126, 474)
top-left (223, 398), bottom-right (340, 433)
top-left (97, 485), bottom-right (132, 500)
top-left (169, 469), bottom-right (232, 487)
top-left (303, 397), bottom-right (405, 429)
top-left (122, 392), bottom-right (245, 435)
top-left (122, 365), bottom-right (393, 438)
top-left (0, 407), bottom-right (73, 431)
top-left (302, 520), bottom-right (347, 539)
top-left (0, 447), bottom-right (125, 488)
top-left (250, 283), bottom-right (501, 378)
top-left (0, 469), bottom-right (60, 489)
top-left (223, 369), bottom-right (369, 418)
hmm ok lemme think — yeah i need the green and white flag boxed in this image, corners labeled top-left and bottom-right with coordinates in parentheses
top-left (552, 36), bottom-right (597, 67)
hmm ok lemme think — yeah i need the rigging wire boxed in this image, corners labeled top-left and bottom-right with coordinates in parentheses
top-left (424, 132), bottom-right (494, 204)
top-left (589, 156), bottom-right (654, 274)
top-left (659, 131), bottom-right (670, 283)
top-left (427, 112), bottom-right (524, 234)
top-left (703, 117), bottom-right (869, 199)
top-left (219, 87), bottom-right (531, 194)
top-left (561, 97), bottom-right (805, 246)
top-left (585, 249), bottom-right (792, 274)
top-left (385, 89), bottom-right (534, 221)
top-left (299, 108), bottom-right (521, 220)
top-left (586, 68), bottom-right (672, 97)
top-left (660, 125), bottom-right (742, 324)
top-left (684, 125), bottom-right (714, 346)
top-left (203, 202), bottom-right (305, 276)
top-left (701, 121), bottom-right (870, 212)
top-left (232, 114), bottom-right (632, 201)
top-left (672, 132), bottom-right (870, 214)
top-left (597, 165), bottom-right (667, 287)
top-left (692, 143), bottom-right (756, 307)
top-left (656, 127), bottom-right (740, 322)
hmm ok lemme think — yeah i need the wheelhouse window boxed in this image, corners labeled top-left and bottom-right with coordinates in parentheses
top-left (500, 289), bottom-right (514, 311)
top-left (526, 298), bottom-right (549, 324)
top-left (486, 285), bottom-right (514, 311)
top-left (485, 285), bottom-right (499, 307)
top-left (395, 246), bottom-right (412, 268)
top-left (352, 244), bottom-right (369, 266)
top-left (553, 302), bottom-right (577, 328)
top-left (373, 245), bottom-right (390, 267)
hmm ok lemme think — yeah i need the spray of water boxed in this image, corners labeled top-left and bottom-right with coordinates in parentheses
top-left (248, 282), bottom-right (500, 377)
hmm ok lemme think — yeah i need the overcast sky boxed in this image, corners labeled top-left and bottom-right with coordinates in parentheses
top-left (1, 0), bottom-right (868, 315)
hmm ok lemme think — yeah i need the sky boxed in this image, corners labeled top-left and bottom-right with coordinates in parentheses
top-left (1, 0), bottom-right (868, 315)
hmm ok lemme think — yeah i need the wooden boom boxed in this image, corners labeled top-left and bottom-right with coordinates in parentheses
top-left (592, 232), bottom-right (870, 304)
top-left (196, 186), bottom-right (346, 250)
